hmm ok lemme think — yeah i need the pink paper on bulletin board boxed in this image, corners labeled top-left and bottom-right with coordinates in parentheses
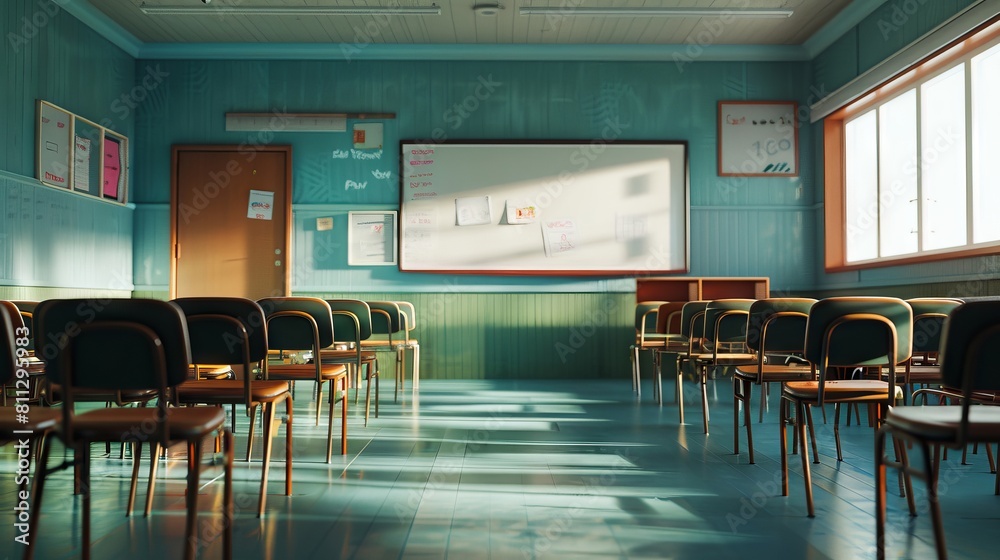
top-left (103, 138), bottom-right (121, 199)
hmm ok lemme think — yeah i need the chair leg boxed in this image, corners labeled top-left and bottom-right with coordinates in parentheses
top-left (744, 382), bottom-right (755, 464)
top-left (805, 405), bottom-right (820, 464)
top-left (780, 395), bottom-right (790, 497)
top-left (676, 356), bottom-right (685, 424)
top-left (875, 426), bottom-right (889, 560)
top-left (82, 444), bottom-right (92, 560)
top-left (315, 381), bottom-right (323, 427)
top-left (246, 404), bottom-right (258, 461)
top-left (630, 345), bottom-right (638, 393)
top-left (353, 364), bottom-right (361, 405)
top-left (127, 441), bottom-right (143, 517)
top-left (223, 429), bottom-right (234, 560)
top-left (758, 383), bottom-right (767, 423)
top-left (798, 401), bottom-right (815, 517)
top-left (834, 404), bottom-right (843, 462)
top-left (700, 365), bottom-right (710, 435)
top-left (145, 442), bottom-right (161, 517)
top-left (285, 395), bottom-right (294, 498)
top-left (919, 440), bottom-right (948, 560)
top-left (185, 440), bottom-right (200, 560)
top-left (326, 379), bottom-right (336, 464)
top-left (364, 364), bottom-right (372, 427)
top-left (341, 376), bottom-right (349, 456)
top-left (733, 376), bottom-right (741, 456)
top-left (374, 360), bottom-right (380, 418)
top-left (25, 434), bottom-right (53, 560)
top-left (258, 402), bottom-right (275, 517)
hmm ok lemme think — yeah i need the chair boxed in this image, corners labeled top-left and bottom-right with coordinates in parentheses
top-left (650, 301), bottom-right (688, 404)
top-left (876, 300), bottom-right (1000, 560)
top-left (321, 299), bottom-right (378, 426)
top-left (630, 301), bottom-right (666, 396)
top-left (667, 300), bottom-right (709, 422)
top-left (0, 301), bottom-right (60, 498)
top-left (361, 301), bottom-right (408, 402)
top-left (688, 299), bottom-right (757, 434)
top-left (780, 296), bottom-right (912, 517)
top-left (30, 298), bottom-right (233, 560)
top-left (172, 297), bottom-right (293, 517)
top-left (732, 298), bottom-right (816, 463)
top-left (395, 301), bottom-right (420, 390)
top-left (258, 297), bottom-right (349, 462)
top-left (896, 298), bottom-right (962, 403)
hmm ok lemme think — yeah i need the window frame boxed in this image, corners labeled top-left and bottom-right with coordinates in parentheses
top-left (824, 16), bottom-right (1000, 272)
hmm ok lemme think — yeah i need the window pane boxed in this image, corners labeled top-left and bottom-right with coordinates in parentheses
top-left (921, 65), bottom-right (967, 250)
top-left (878, 90), bottom-right (918, 257)
top-left (845, 111), bottom-right (878, 262)
top-left (972, 43), bottom-right (1000, 243)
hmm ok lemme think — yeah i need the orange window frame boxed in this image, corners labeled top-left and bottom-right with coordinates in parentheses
top-left (824, 15), bottom-right (1000, 272)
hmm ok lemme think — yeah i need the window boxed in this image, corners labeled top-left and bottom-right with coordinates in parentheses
top-left (825, 21), bottom-right (1000, 270)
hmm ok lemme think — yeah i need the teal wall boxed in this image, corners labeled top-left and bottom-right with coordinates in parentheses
top-left (3, 0), bottom-right (994, 378)
top-left (0, 0), bottom-right (135, 297)
top-left (131, 59), bottom-right (817, 296)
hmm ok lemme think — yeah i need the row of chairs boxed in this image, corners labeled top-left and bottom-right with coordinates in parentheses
top-left (632, 295), bottom-right (1000, 558)
top-left (0, 295), bottom-right (419, 560)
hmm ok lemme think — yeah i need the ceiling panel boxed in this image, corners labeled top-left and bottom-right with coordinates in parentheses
top-left (87, 0), bottom-right (854, 46)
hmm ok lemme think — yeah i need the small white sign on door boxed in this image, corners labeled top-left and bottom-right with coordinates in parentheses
top-left (247, 189), bottom-right (274, 220)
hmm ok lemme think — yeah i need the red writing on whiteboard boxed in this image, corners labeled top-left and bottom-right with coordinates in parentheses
top-left (44, 171), bottom-right (65, 182)
top-left (409, 182), bottom-right (433, 188)
top-left (546, 220), bottom-right (573, 228)
top-left (410, 149), bottom-right (434, 155)
top-left (409, 160), bottom-right (433, 165)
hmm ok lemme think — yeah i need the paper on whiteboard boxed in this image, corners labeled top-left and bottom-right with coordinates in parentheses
top-left (541, 219), bottom-right (579, 257)
top-left (455, 195), bottom-right (492, 226)
top-left (505, 200), bottom-right (537, 224)
top-left (247, 190), bottom-right (274, 220)
top-left (73, 136), bottom-right (91, 192)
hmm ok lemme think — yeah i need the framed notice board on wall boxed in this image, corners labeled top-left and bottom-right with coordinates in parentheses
top-left (398, 140), bottom-right (689, 275)
top-left (35, 100), bottom-right (129, 204)
top-left (717, 101), bottom-right (798, 177)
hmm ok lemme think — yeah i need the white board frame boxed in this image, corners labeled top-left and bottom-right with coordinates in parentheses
top-left (398, 141), bottom-right (689, 275)
top-left (717, 101), bottom-right (798, 177)
top-left (348, 211), bottom-right (398, 266)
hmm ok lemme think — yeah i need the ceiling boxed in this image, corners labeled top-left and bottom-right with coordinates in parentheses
top-left (84, 0), bottom-right (856, 48)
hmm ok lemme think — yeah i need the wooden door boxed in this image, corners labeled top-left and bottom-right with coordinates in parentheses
top-left (171, 145), bottom-right (292, 299)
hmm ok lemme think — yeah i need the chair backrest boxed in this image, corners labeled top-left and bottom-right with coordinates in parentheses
top-left (257, 297), bottom-right (334, 351)
top-left (679, 300), bottom-right (709, 339)
top-left (804, 297), bottom-right (912, 404)
top-left (0, 302), bottom-right (19, 387)
top-left (745, 298), bottom-right (816, 354)
top-left (939, 300), bottom-right (1000, 393)
top-left (327, 299), bottom-right (373, 344)
top-left (396, 301), bottom-right (417, 334)
top-left (907, 298), bottom-right (961, 355)
top-left (702, 299), bottom-right (754, 346)
top-left (634, 300), bottom-right (665, 328)
top-left (656, 301), bottom-right (685, 336)
top-left (172, 297), bottom-right (269, 365)
top-left (367, 301), bottom-right (403, 338)
top-left (35, 298), bottom-right (191, 390)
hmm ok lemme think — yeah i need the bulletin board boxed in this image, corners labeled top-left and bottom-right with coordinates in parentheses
top-left (348, 211), bottom-right (397, 266)
top-left (35, 100), bottom-right (129, 203)
top-left (398, 141), bottom-right (689, 275)
top-left (717, 101), bottom-right (798, 177)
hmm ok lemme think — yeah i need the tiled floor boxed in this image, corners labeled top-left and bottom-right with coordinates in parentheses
top-left (2, 374), bottom-right (999, 559)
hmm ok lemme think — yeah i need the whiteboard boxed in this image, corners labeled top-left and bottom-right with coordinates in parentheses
top-left (399, 141), bottom-right (688, 275)
top-left (717, 101), bottom-right (798, 176)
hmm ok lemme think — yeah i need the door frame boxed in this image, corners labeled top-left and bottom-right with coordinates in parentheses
top-left (169, 144), bottom-right (293, 299)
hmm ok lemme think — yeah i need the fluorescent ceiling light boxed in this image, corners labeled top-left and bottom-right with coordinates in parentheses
top-left (139, 3), bottom-right (442, 16)
top-left (518, 7), bottom-right (793, 18)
